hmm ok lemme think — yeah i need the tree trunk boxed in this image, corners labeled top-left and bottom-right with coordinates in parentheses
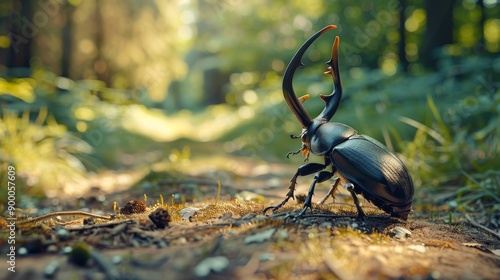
top-left (7, 0), bottom-right (34, 77)
top-left (421, 0), bottom-right (456, 69)
top-left (196, 0), bottom-right (228, 105)
top-left (203, 68), bottom-right (228, 105)
top-left (398, 0), bottom-right (408, 73)
top-left (94, 0), bottom-right (109, 85)
top-left (61, 3), bottom-right (74, 78)
top-left (477, 0), bottom-right (486, 53)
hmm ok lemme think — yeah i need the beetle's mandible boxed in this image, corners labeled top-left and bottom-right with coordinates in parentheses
top-left (263, 25), bottom-right (414, 221)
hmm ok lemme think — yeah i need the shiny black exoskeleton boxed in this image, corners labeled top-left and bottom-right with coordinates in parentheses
top-left (264, 25), bottom-right (414, 220)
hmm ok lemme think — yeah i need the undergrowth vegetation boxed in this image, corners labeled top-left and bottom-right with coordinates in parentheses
top-left (395, 59), bottom-right (499, 216)
top-left (0, 108), bottom-right (91, 205)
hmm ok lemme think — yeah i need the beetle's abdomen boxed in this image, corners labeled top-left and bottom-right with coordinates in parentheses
top-left (331, 135), bottom-right (414, 220)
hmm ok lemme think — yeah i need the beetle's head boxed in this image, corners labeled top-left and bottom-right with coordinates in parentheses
top-left (282, 25), bottom-right (342, 159)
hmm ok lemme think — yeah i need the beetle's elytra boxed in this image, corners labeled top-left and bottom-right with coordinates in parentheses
top-left (264, 25), bottom-right (414, 221)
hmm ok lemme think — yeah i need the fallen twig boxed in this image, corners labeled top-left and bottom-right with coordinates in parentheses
top-left (16, 211), bottom-right (114, 226)
top-left (465, 214), bottom-right (500, 240)
top-left (67, 219), bottom-right (135, 232)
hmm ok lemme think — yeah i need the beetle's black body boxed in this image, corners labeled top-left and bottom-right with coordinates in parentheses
top-left (264, 25), bottom-right (414, 220)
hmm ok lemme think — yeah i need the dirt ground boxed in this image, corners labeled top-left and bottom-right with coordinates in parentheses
top-left (1, 159), bottom-right (499, 280)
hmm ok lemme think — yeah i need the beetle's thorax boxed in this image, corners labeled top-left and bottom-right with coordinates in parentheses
top-left (301, 119), bottom-right (357, 156)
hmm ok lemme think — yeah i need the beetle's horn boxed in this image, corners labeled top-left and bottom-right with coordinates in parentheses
top-left (283, 25), bottom-right (337, 128)
top-left (318, 36), bottom-right (342, 121)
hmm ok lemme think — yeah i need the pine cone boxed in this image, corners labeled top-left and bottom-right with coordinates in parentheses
top-left (120, 200), bottom-right (147, 215)
top-left (149, 208), bottom-right (170, 229)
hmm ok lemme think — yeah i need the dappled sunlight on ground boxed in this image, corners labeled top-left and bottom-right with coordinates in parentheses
top-left (121, 105), bottom-right (244, 142)
top-left (60, 169), bottom-right (147, 197)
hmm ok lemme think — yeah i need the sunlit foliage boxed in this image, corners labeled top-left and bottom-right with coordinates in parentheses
top-left (0, 108), bottom-right (91, 205)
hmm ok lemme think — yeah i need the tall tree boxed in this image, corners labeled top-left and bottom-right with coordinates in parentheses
top-left (477, 0), bottom-right (486, 53)
top-left (61, 3), bottom-right (74, 78)
top-left (93, 0), bottom-right (109, 85)
top-left (398, 0), bottom-right (408, 73)
top-left (7, 0), bottom-right (34, 77)
top-left (421, 0), bottom-right (456, 69)
top-left (195, 0), bottom-right (229, 105)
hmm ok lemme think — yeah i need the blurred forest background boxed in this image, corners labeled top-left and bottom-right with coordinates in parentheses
top-left (0, 0), bottom-right (499, 214)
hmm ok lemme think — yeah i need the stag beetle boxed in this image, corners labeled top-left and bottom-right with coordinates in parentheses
top-left (264, 25), bottom-right (414, 221)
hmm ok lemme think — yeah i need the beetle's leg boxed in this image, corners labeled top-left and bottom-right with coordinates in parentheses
top-left (290, 170), bottom-right (334, 221)
top-left (318, 177), bottom-right (340, 205)
top-left (263, 173), bottom-right (298, 214)
top-left (286, 144), bottom-right (310, 161)
top-left (289, 128), bottom-right (307, 140)
top-left (345, 182), bottom-right (367, 221)
top-left (263, 162), bottom-right (328, 214)
top-left (286, 146), bottom-right (303, 158)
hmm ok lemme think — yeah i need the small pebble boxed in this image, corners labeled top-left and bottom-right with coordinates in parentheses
top-left (18, 247), bottom-right (28, 256)
top-left (408, 244), bottom-right (426, 253)
top-left (44, 261), bottom-right (59, 278)
top-left (244, 228), bottom-right (276, 244)
top-left (46, 245), bottom-right (58, 253)
top-left (448, 201), bottom-right (458, 208)
top-left (320, 222), bottom-right (332, 228)
top-left (259, 253), bottom-right (275, 261)
top-left (173, 237), bottom-right (187, 245)
top-left (391, 226), bottom-right (412, 239)
top-left (62, 246), bottom-right (73, 254)
top-left (194, 256), bottom-right (229, 277)
top-left (57, 228), bottom-right (70, 239)
top-left (112, 255), bottom-right (122, 264)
